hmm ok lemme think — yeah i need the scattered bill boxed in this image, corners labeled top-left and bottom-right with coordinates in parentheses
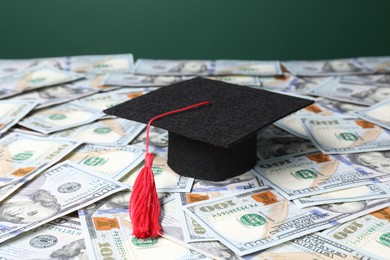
top-left (253, 152), bottom-right (374, 200)
top-left (134, 59), bottom-right (282, 76)
top-left (322, 207), bottom-right (390, 260)
top-left (0, 217), bottom-right (88, 260)
top-left (77, 90), bottom-right (132, 112)
top-left (79, 192), bottom-right (207, 260)
top-left (309, 78), bottom-right (390, 106)
top-left (130, 126), bottom-right (168, 159)
top-left (183, 187), bottom-right (390, 256)
top-left (0, 66), bottom-right (83, 99)
top-left (0, 100), bottom-right (38, 135)
top-left (10, 83), bottom-right (98, 109)
top-left (19, 101), bottom-right (104, 134)
top-left (121, 155), bottom-right (194, 193)
top-left (275, 103), bottom-right (340, 139)
top-left (340, 74), bottom-right (390, 86)
top-left (257, 125), bottom-right (318, 160)
top-left (316, 98), bottom-right (366, 114)
top-left (0, 133), bottom-right (81, 202)
top-left (290, 76), bottom-right (331, 94)
top-left (302, 117), bottom-right (390, 154)
top-left (357, 56), bottom-right (390, 74)
top-left (354, 98), bottom-right (390, 130)
top-left (250, 233), bottom-right (373, 260)
top-left (52, 118), bottom-right (145, 146)
top-left (105, 74), bottom-right (185, 87)
top-left (65, 144), bottom-right (145, 180)
top-left (294, 183), bottom-right (390, 208)
top-left (207, 76), bottom-right (261, 86)
top-left (0, 161), bottom-right (127, 243)
top-left (64, 53), bottom-right (135, 74)
top-left (283, 59), bottom-right (368, 76)
top-left (257, 75), bottom-right (296, 91)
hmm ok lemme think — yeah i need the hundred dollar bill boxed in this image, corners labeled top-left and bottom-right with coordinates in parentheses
top-left (290, 76), bottom-right (331, 94)
top-left (77, 90), bottom-right (132, 112)
top-left (354, 99), bottom-right (390, 131)
top-left (212, 60), bottom-right (282, 76)
top-left (257, 75), bottom-right (296, 91)
top-left (130, 126), bottom-right (168, 159)
top-left (65, 144), bottom-right (144, 180)
top-left (183, 187), bottom-right (390, 256)
top-left (257, 125), bottom-right (318, 160)
top-left (274, 103), bottom-right (341, 139)
top-left (340, 74), bottom-right (390, 86)
top-left (19, 101), bottom-right (104, 134)
top-left (79, 191), bottom-right (207, 260)
top-left (206, 75), bottom-right (261, 86)
top-left (121, 155), bottom-right (194, 193)
top-left (309, 78), bottom-right (390, 106)
top-left (334, 151), bottom-right (390, 181)
top-left (0, 59), bottom-right (37, 77)
top-left (63, 53), bottom-right (134, 74)
top-left (134, 59), bottom-right (282, 76)
top-left (105, 74), bottom-right (185, 87)
top-left (357, 56), bottom-right (390, 74)
top-left (52, 118), bottom-right (145, 146)
top-left (0, 161), bottom-right (127, 243)
top-left (322, 207), bottom-right (390, 260)
top-left (0, 133), bottom-right (81, 202)
top-left (248, 233), bottom-right (373, 260)
top-left (283, 59), bottom-right (368, 76)
top-left (160, 194), bottom-right (237, 260)
top-left (0, 100), bottom-right (38, 135)
top-left (253, 152), bottom-right (374, 200)
top-left (71, 74), bottom-right (111, 91)
top-left (301, 117), bottom-right (390, 154)
top-left (294, 183), bottom-right (390, 208)
top-left (11, 84), bottom-right (98, 109)
top-left (0, 216), bottom-right (89, 259)
top-left (316, 98), bottom-right (366, 114)
top-left (0, 66), bottom-right (83, 99)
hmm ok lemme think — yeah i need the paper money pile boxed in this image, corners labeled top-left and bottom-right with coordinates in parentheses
top-left (0, 54), bottom-right (390, 259)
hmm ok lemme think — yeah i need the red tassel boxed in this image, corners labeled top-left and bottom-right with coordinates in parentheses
top-left (130, 153), bottom-right (161, 238)
top-left (129, 100), bottom-right (211, 239)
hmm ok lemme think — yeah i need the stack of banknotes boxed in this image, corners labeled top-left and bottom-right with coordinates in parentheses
top-left (0, 54), bottom-right (390, 259)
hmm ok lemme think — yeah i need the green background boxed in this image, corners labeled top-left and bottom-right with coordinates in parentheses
top-left (0, 0), bottom-right (389, 60)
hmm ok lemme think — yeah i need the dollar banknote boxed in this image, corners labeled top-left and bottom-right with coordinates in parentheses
top-left (274, 103), bottom-right (341, 139)
top-left (290, 76), bottom-right (331, 94)
top-left (309, 78), bottom-right (390, 106)
top-left (316, 97), bottom-right (366, 114)
top-left (130, 126), bottom-right (168, 159)
top-left (121, 155), bottom-right (194, 193)
top-left (322, 207), bottom-right (390, 260)
top-left (19, 101), bottom-right (104, 134)
top-left (354, 98), bottom-right (390, 131)
top-left (159, 194), bottom-right (238, 260)
top-left (253, 152), bottom-right (374, 200)
top-left (357, 56), bottom-right (390, 74)
top-left (0, 133), bottom-right (81, 202)
top-left (62, 53), bottom-right (134, 74)
top-left (64, 144), bottom-right (145, 180)
top-left (257, 125), bottom-right (318, 160)
top-left (207, 76), bottom-right (261, 86)
top-left (71, 74), bottom-right (111, 91)
top-left (294, 183), bottom-right (390, 208)
top-left (105, 74), bottom-right (185, 87)
top-left (0, 161), bottom-right (127, 244)
top-left (301, 117), bottom-right (390, 154)
top-left (0, 100), bottom-right (38, 135)
top-left (0, 216), bottom-right (89, 259)
top-left (247, 233), bottom-right (373, 260)
top-left (78, 191), bottom-right (208, 260)
top-left (52, 118), bottom-right (145, 146)
top-left (77, 90), bottom-right (132, 112)
top-left (0, 66), bottom-right (83, 99)
top-left (283, 59), bottom-right (369, 76)
top-left (340, 74), bottom-right (390, 86)
top-left (183, 187), bottom-right (390, 256)
top-left (334, 151), bottom-right (390, 181)
top-left (0, 59), bottom-right (38, 77)
top-left (134, 59), bottom-right (282, 76)
top-left (10, 83), bottom-right (98, 109)
top-left (257, 75), bottom-right (296, 91)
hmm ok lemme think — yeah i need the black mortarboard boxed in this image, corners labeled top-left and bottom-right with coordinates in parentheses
top-left (104, 77), bottom-right (313, 181)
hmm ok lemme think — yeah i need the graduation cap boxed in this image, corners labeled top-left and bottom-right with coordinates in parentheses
top-left (105, 77), bottom-right (313, 181)
top-left (104, 77), bottom-right (313, 238)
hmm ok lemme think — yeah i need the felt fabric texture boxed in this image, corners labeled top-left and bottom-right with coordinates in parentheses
top-left (104, 77), bottom-right (313, 148)
top-left (167, 132), bottom-right (257, 181)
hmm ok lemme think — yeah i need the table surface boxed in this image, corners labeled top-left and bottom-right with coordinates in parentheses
top-left (0, 0), bottom-right (389, 60)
